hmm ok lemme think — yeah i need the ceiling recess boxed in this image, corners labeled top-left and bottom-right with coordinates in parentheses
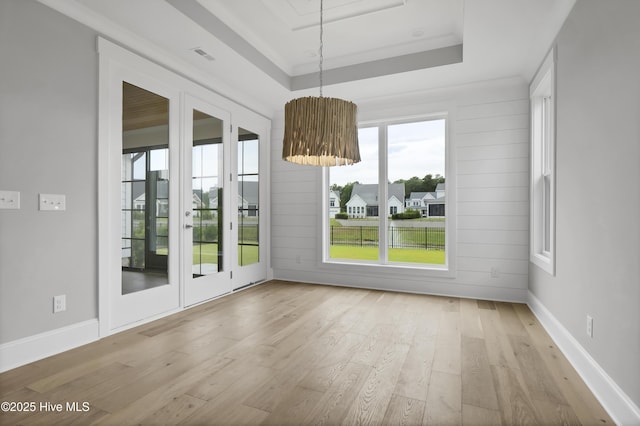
top-left (277, 0), bottom-right (407, 31)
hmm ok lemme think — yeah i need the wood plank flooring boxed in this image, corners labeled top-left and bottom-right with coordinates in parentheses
top-left (0, 280), bottom-right (613, 425)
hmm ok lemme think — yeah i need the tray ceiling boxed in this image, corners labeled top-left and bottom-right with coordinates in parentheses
top-left (45, 0), bottom-right (576, 114)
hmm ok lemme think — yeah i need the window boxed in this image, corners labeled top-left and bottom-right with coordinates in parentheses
top-left (191, 114), bottom-right (223, 277)
top-left (237, 130), bottom-right (260, 266)
top-left (530, 48), bottom-right (555, 275)
top-left (121, 146), bottom-right (170, 273)
top-left (429, 204), bottom-right (445, 217)
top-left (326, 117), bottom-right (448, 268)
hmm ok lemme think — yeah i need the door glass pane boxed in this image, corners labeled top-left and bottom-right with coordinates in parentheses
top-left (543, 174), bottom-right (551, 252)
top-left (238, 128), bottom-right (259, 266)
top-left (192, 110), bottom-right (223, 277)
top-left (387, 119), bottom-right (446, 265)
top-left (121, 82), bottom-right (170, 294)
top-left (328, 127), bottom-right (379, 261)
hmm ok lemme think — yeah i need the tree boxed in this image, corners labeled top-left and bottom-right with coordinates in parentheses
top-left (423, 174), bottom-right (445, 192)
top-left (339, 181), bottom-right (358, 211)
top-left (394, 176), bottom-right (423, 194)
top-left (394, 173), bottom-right (445, 195)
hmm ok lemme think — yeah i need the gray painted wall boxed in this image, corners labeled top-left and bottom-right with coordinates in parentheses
top-left (0, 0), bottom-right (98, 343)
top-left (529, 0), bottom-right (640, 407)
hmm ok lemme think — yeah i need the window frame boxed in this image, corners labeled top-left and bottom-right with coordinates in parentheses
top-left (530, 47), bottom-right (556, 275)
top-left (321, 113), bottom-right (455, 277)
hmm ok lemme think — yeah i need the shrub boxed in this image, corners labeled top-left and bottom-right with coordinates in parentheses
top-left (203, 224), bottom-right (218, 241)
top-left (335, 212), bottom-right (349, 219)
top-left (392, 208), bottom-right (421, 220)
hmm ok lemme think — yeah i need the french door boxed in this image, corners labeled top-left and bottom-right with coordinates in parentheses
top-left (184, 98), bottom-right (268, 302)
top-left (112, 79), bottom-right (181, 330)
top-left (183, 96), bottom-right (232, 306)
top-left (100, 38), bottom-right (268, 333)
top-left (233, 116), bottom-right (268, 289)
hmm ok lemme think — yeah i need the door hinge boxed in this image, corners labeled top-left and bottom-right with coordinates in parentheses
top-left (230, 271), bottom-right (233, 279)
top-left (230, 222), bottom-right (233, 230)
top-left (230, 172), bottom-right (233, 182)
top-left (230, 123), bottom-right (233, 133)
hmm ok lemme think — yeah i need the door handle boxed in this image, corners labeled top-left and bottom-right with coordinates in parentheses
top-left (185, 224), bottom-right (193, 229)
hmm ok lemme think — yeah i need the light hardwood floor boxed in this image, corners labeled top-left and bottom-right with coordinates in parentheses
top-left (0, 280), bottom-right (613, 425)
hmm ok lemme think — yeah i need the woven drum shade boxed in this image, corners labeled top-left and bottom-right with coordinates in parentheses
top-left (282, 96), bottom-right (360, 166)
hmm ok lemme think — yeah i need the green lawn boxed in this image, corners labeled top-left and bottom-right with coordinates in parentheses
top-left (192, 243), bottom-right (259, 266)
top-left (330, 245), bottom-right (445, 264)
top-left (238, 245), bottom-right (259, 266)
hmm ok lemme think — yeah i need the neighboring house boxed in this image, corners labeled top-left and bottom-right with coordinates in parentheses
top-left (210, 181), bottom-right (259, 216)
top-left (130, 183), bottom-right (171, 216)
top-left (131, 187), bottom-right (202, 214)
top-left (190, 192), bottom-right (204, 215)
top-left (405, 182), bottom-right (445, 217)
top-left (329, 189), bottom-right (341, 218)
top-left (346, 183), bottom-right (405, 218)
top-left (132, 192), bottom-right (145, 211)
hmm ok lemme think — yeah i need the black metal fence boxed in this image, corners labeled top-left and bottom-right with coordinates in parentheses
top-left (330, 226), bottom-right (444, 249)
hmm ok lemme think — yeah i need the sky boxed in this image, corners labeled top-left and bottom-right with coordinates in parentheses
top-left (329, 118), bottom-right (446, 187)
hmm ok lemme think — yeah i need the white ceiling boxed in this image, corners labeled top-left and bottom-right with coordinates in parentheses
top-left (41, 0), bottom-right (575, 115)
top-left (195, 0), bottom-right (464, 75)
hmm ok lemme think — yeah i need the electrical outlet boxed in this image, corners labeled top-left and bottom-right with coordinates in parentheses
top-left (0, 190), bottom-right (20, 210)
top-left (39, 193), bottom-right (66, 211)
top-left (53, 295), bottom-right (66, 313)
top-left (586, 315), bottom-right (593, 338)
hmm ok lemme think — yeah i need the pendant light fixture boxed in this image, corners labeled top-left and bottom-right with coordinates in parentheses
top-left (282, 0), bottom-right (360, 166)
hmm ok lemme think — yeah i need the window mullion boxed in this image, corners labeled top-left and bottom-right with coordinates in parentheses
top-left (379, 125), bottom-right (388, 264)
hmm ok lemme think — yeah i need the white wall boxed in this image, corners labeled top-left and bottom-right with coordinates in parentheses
top-left (529, 0), bottom-right (640, 411)
top-left (389, 196), bottom-right (404, 215)
top-left (0, 0), bottom-right (99, 343)
top-left (271, 78), bottom-right (531, 302)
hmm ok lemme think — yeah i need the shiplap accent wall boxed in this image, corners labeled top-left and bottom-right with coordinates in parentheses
top-left (271, 78), bottom-right (530, 302)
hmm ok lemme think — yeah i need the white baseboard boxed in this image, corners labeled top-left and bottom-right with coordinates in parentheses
top-left (0, 319), bottom-right (99, 373)
top-left (274, 270), bottom-right (529, 303)
top-left (528, 291), bottom-right (640, 426)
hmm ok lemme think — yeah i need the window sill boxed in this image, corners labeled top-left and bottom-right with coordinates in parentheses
top-left (531, 252), bottom-right (555, 276)
top-left (321, 258), bottom-right (456, 279)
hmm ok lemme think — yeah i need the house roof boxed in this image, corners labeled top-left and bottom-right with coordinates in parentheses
top-left (131, 181), bottom-right (145, 201)
top-left (350, 183), bottom-right (405, 207)
top-left (239, 181), bottom-right (259, 205)
top-left (208, 180), bottom-right (259, 205)
top-left (408, 192), bottom-right (429, 200)
top-left (131, 178), bottom-right (169, 203)
top-left (408, 187), bottom-right (446, 204)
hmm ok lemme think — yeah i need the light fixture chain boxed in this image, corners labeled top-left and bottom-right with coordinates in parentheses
top-left (319, 0), bottom-right (324, 97)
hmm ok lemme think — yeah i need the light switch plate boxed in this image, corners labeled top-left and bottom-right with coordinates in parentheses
top-left (0, 190), bottom-right (20, 210)
top-left (39, 193), bottom-right (66, 211)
